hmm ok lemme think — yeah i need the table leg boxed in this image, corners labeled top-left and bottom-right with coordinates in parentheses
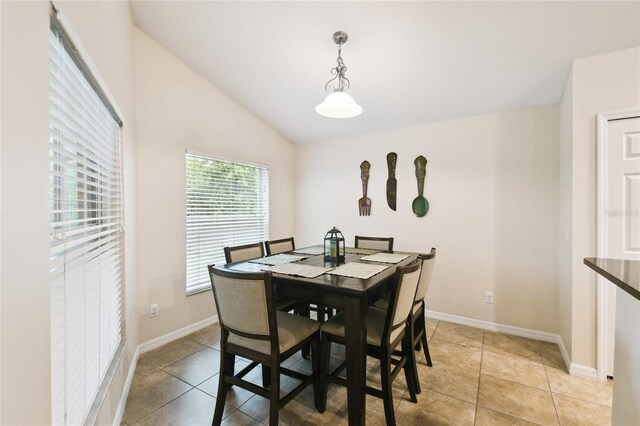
top-left (344, 296), bottom-right (367, 426)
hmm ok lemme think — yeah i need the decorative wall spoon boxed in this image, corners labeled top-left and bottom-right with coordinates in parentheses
top-left (412, 155), bottom-right (429, 217)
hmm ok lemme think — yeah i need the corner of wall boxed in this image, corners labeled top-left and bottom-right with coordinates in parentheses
top-left (558, 64), bottom-right (574, 360)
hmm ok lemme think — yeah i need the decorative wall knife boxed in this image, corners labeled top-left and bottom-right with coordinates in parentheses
top-left (386, 152), bottom-right (397, 211)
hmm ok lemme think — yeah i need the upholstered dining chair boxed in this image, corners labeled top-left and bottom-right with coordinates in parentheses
top-left (411, 249), bottom-right (436, 367)
top-left (265, 237), bottom-right (334, 323)
top-left (354, 235), bottom-right (394, 252)
top-left (224, 241), bottom-right (266, 264)
top-left (208, 266), bottom-right (321, 426)
top-left (264, 237), bottom-right (295, 256)
top-left (373, 248), bottom-right (437, 394)
top-left (224, 242), bottom-right (299, 313)
top-left (318, 260), bottom-right (422, 426)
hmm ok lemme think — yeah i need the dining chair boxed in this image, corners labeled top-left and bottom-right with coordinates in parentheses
top-left (224, 241), bottom-right (266, 264)
top-left (208, 266), bottom-right (321, 426)
top-left (354, 235), bottom-right (394, 252)
top-left (224, 242), bottom-right (299, 313)
top-left (373, 248), bottom-right (437, 394)
top-left (264, 237), bottom-right (295, 256)
top-left (265, 237), bottom-right (335, 323)
top-left (318, 260), bottom-right (422, 425)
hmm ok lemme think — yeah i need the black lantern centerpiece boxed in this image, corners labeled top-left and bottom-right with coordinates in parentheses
top-left (324, 227), bottom-right (345, 262)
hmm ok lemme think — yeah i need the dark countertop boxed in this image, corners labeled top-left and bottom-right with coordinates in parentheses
top-left (584, 257), bottom-right (640, 301)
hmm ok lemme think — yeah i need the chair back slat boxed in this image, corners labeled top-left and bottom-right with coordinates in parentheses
top-left (355, 235), bottom-right (394, 251)
top-left (224, 242), bottom-right (265, 264)
top-left (265, 237), bottom-right (295, 256)
top-left (209, 267), bottom-right (272, 337)
top-left (414, 248), bottom-right (436, 303)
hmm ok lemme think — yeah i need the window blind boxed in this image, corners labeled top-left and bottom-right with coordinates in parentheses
top-left (186, 153), bottom-right (269, 294)
top-left (49, 15), bottom-right (124, 425)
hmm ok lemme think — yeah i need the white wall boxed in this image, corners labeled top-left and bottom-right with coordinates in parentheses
top-left (0, 1), bottom-right (138, 424)
top-left (1, 2), bottom-right (52, 424)
top-left (134, 29), bottom-right (296, 343)
top-left (296, 105), bottom-right (560, 333)
top-left (560, 47), bottom-right (640, 368)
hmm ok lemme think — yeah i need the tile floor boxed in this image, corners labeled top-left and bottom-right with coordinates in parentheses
top-left (123, 318), bottom-right (612, 425)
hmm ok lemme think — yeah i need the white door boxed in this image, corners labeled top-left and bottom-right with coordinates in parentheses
top-left (600, 115), bottom-right (640, 378)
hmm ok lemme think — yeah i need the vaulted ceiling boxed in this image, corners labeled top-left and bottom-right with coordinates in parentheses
top-left (131, 1), bottom-right (640, 143)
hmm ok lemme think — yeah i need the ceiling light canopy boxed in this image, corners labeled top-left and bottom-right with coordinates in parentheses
top-left (315, 31), bottom-right (362, 118)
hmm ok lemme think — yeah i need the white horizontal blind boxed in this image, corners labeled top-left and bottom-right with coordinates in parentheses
top-left (186, 153), bottom-right (269, 293)
top-left (49, 16), bottom-right (123, 425)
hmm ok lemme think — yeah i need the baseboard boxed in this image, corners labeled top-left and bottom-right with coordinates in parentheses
top-left (139, 315), bottom-right (219, 354)
top-left (550, 332), bottom-right (598, 379)
top-left (113, 346), bottom-right (139, 426)
top-left (569, 363), bottom-right (598, 379)
top-left (425, 310), bottom-right (560, 343)
top-left (556, 334), bottom-right (572, 371)
top-left (425, 309), bottom-right (596, 376)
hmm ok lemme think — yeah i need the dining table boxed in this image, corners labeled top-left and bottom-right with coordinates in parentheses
top-left (220, 245), bottom-right (419, 426)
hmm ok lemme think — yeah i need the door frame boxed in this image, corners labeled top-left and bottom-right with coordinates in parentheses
top-left (596, 110), bottom-right (640, 381)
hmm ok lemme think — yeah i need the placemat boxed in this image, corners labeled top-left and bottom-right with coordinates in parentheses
top-left (292, 245), bottom-right (325, 255)
top-left (359, 253), bottom-right (410, 264)
top-left (345, 247), bottom-right (382, 255)
top-left (248, 253), bottom-right (307, 266)
top-left (224, 262), bottom-right (269, 273)
top-left (267, 263), bottom-right (333, 279)
top-left (327, 262), bottom-right (388, 280)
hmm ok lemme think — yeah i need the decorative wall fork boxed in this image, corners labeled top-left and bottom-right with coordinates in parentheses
top-left (359, 160), bottom-right (371, 216)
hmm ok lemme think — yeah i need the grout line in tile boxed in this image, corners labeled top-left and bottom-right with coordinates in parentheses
top-left (542, 351), bottom-right (554, 396)
top-left (480, 344), bottom-right (545, 366)
top-left (142, 344), bottom-right (209, 369)
top-left (549, 390), bottom-right (613, 409)
top-left (156, 368), bottom-right (200, 391)
top-left (473, 329), bottom-right (486, 426)
top-left (127, 384), bottom-right (194, 425)
top-left (194, 373), bottom-right (218, 389)
top-left (479, 371), bottom-right (552, 395)
top-left (183, 334), bottom-right (221, 350)
top-left (414, 383), bottom-right (480, 408)
top-left (236, 394), bottom-right (270, 424)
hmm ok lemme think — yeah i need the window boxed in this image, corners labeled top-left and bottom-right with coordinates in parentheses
top-left (186, 152), bottom-right (269, 294)
top-left (49, 13), bottom-right (124, 425)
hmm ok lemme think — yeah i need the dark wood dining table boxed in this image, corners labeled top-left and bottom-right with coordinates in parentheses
top-left (220, 247), bottom-right (418, 426)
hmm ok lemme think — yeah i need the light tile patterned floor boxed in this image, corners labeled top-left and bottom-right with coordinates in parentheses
top-left (122, 319), bottom-right (612, 425)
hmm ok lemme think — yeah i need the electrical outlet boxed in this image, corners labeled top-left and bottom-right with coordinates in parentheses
top-left (485, 292), bottom-right (494, 304)
top-left (150, 303), bottom-right (159, 317)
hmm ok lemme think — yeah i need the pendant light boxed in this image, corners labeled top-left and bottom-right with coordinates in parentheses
top-left (315, 31), bottom-right (363, 118)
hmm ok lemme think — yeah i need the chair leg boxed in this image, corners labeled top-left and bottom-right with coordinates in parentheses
top-left (317, 304), bottom-right (326, 323)
top-left (380, 353), bottom-right (396, 426)
top-left (262, 364), bottom-right (271, 388)
top-left (311, 336), bottom-right (321, 410)
top-left (268, 363), bottom-right (280, 426)
top-left (213, 350), bottom-right (234, 425)
top-left (418, 314), bottom-right (432, 367)
top-left (402, 336), bottom-right (419, 401)
top-left (300, 304), bottom-right (312, 358)
top-left (318, 335), bottom-right (332, 412)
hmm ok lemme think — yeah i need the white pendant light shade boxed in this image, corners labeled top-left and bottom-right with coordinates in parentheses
top-left (315, 91), bottom-right (363, 118)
